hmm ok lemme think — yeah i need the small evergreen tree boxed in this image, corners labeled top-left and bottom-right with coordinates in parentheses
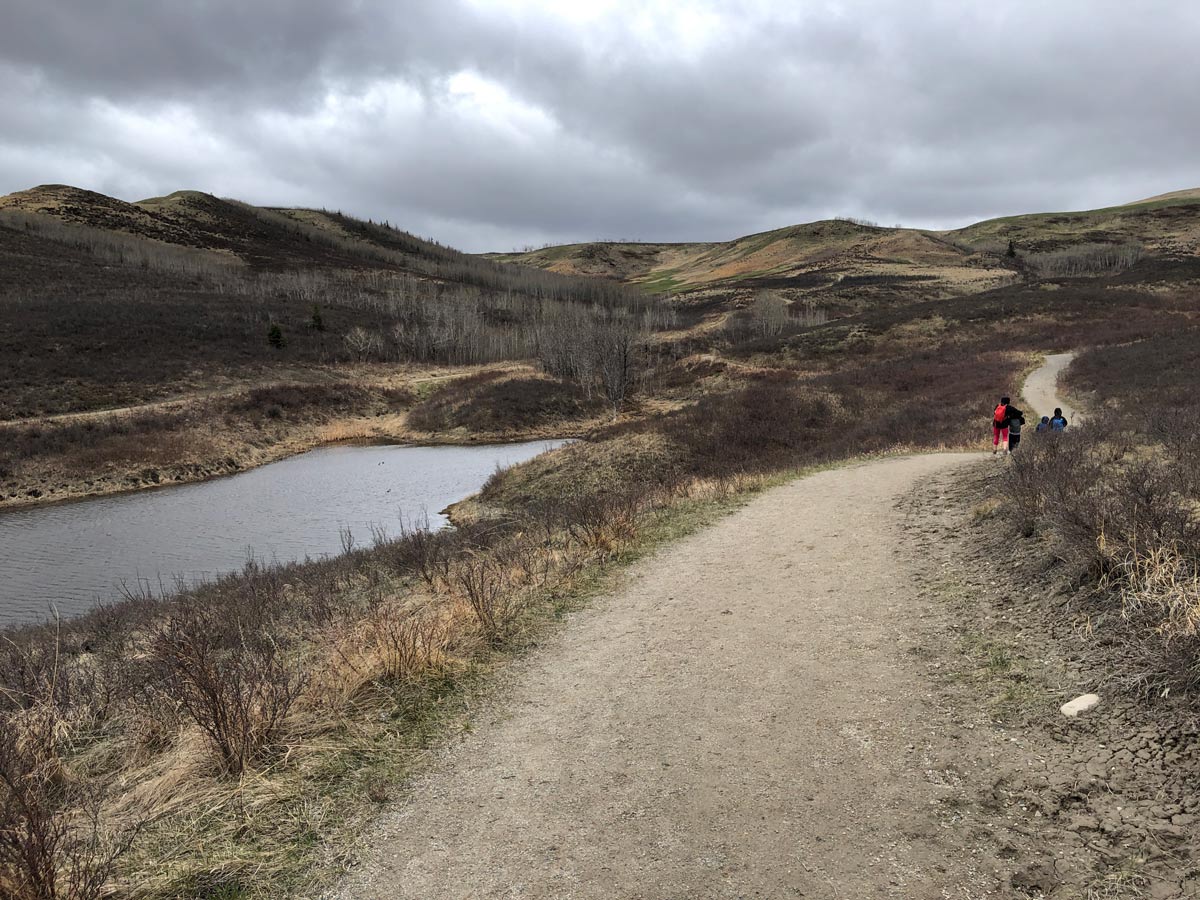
top-left (268, 323), bottom-right (286, 349)
top-left (309, 305), bottom-right (325, 331)
top-left (1006, 240), bottom-right (1017, 258)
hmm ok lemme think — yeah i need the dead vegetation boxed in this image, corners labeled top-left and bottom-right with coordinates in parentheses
top-left (1005, 330), bottom-right (1200, 696)
top-left (0, 457), bottom-right (705, 896)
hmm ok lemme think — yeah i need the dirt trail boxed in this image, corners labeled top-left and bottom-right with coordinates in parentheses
top-left (1022, 352), bottom-right (1078, 423)
top-left (333, 357), bottom-right (1085, 898)
top-left (333, 453), bottom-right (1036, 899)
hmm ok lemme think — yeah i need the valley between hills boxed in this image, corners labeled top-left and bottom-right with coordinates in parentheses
top-left (2, 184), bottom-right (1199, 897)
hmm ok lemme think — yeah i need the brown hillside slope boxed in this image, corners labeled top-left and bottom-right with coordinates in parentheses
top-left (1, 185), bottom-right (430, 270)
top-left (945, 193), bottom-right (1200, 257)
top-left (490, 194), bottom-right (1200, 303)
top-left (1124, 187), bottom-right (1200, 205)
top-left (488, 221), bottom-right (1015, 309)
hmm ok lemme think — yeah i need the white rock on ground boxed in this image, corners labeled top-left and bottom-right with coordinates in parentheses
top-left (1061, 693), bottom-right (1101, 717)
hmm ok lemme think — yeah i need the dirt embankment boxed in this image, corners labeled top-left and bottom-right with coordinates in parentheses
top-left (0, 365), bottom-right (603, 512)
top-left (913, 465), bottom-right (1199, 898)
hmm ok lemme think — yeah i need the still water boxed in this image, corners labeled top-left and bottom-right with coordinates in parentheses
top-left (0, 440), bottom-right (564, 626)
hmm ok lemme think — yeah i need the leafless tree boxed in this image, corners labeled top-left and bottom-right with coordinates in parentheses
top-left (751, 291), bottom-right (789, 337)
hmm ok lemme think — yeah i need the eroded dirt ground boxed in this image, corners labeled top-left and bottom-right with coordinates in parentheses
top-left (909, 463), bottom-right (1200, 899)
top-left (330, 452), bottom-right (1198, 899)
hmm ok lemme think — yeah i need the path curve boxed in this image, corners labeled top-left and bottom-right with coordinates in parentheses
top-left (1022, 351), bottom-right (1079, 423)
top-left (332, 355), bottom-right (1080, 897)
top-left (332, 453), bottom-right (1021, 899)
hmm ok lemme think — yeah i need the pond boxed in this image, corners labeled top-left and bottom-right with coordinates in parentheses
top-left (0, 440), bottom-right (564, 626)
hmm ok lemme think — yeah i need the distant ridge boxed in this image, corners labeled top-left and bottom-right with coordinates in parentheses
top-left (6, 182), bottom-right (1200, 306)
top-left (1123, 187), bottom-right (1200, 206)
top-left (0, 183), bottom-right (459, 271)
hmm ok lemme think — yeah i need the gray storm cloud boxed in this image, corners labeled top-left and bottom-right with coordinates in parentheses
top-left (1, 0), bottom-right (1198, 251)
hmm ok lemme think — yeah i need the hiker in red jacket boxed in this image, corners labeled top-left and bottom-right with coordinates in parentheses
top-left (992, 396), bottom-right (1010, 455)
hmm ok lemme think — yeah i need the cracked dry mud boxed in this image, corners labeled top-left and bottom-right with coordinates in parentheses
top-left (911, 465), bottom-right (1199, 899)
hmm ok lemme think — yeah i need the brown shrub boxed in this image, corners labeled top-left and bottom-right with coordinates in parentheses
top-left (449, 553), bottom-right (513, 642)
top-left (147, 610), bottom-right (306, 774)
top-left (661, 375), bottom-right (839, 477)
top-left (369, 606), bottom-right (448, 682)
top-left (1103, 546), bottom-right (1200, 690)
top-left (407, 372), bottom-right (601, 433)
top-left (0, 682), bottom-right (134, 900)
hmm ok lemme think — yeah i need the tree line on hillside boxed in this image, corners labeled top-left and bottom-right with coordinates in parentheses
top-left (0, 209), bottom-right (676, 413)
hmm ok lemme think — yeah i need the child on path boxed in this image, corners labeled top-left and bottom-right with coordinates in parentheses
top-left (992, 397), bottom-right (1010, 454)
top-left (1036, 416), bottom-right (1050, 433)
top-left (1006, 405), bottom-right (1026, 452)
top-left (1049, 408), bottom-right (1069, 431)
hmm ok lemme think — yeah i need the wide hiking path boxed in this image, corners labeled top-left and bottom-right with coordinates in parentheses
top-left (333, 452), bottom-right (1032, 899)
top-left (334, 355), bottom-right (1081, 899)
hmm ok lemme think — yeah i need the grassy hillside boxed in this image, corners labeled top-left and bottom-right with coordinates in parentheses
top-left (0, 185), bottom-right (653, 416)
top-left (1, 184), bottom-right (450, 271)
top-left (0, 184), bottom-right (666, 507)
top-left (945, 193), bottom-right (1200, 257)
top-left (489, 194), bottom-right (1200, 315)
top-left (489, 219), bottom-right (1014, 301)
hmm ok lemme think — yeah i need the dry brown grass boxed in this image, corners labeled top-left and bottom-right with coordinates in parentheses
top-left (1107, 546), bottom-right (1200, 646)
top-left (0, 448), bottom-right (697, 897)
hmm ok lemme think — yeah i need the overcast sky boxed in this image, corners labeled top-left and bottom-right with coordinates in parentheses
top-left (2, 1), bottom-right (1198, 252)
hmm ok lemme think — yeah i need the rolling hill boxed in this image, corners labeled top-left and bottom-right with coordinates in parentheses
top-left (487, 192), bottom-right (1200, 305)
top-left (0, 184), bottom-right (640, 421)
top-left (0, 183), bottom-right (467, 272)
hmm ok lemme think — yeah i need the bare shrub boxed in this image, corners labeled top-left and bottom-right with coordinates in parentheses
top-left (0, 635), bottom-right (72, 716)
top-left (369, 606), bottom-right (448, 682)
top-left (0, 701), bottom-right (134, 900)
top-left (449, 553), bottom-right (512, 642)
top-left (380, 518), bottom-right (456, 590)
top-left (1005, 431), bottom-right (1097, 541)
top-left (595, 316), bottom-right (640, 414)
top-left (660, 376), bottom-right (840, 478)
top-left (148, 611), bottom-right (306, 774)
top-left (1102, 546), bottom-right (1200, 690)
top-left (751, 291), bottom-right (789, 337)
top-left (405, 372), bottom-right (602, 434)
top-left (343, 326), bottom-right (383, 361)
top-left (498, 536), bottom-right (556, 588)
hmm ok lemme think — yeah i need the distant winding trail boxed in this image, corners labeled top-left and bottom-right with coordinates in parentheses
top-left (1022, 351), bottom-right (1079, 423)
top-left (333, 356), bottom-right (1077, 899)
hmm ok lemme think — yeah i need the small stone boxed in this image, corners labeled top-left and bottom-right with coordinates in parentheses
top-left (1060, 693), bottom-right (1101, 717)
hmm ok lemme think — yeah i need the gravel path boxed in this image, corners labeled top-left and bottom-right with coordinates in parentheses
top-left (1022, 351), bottom-right (1079, 423)
top-left (332, 452), bottom-right (1036, 899)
